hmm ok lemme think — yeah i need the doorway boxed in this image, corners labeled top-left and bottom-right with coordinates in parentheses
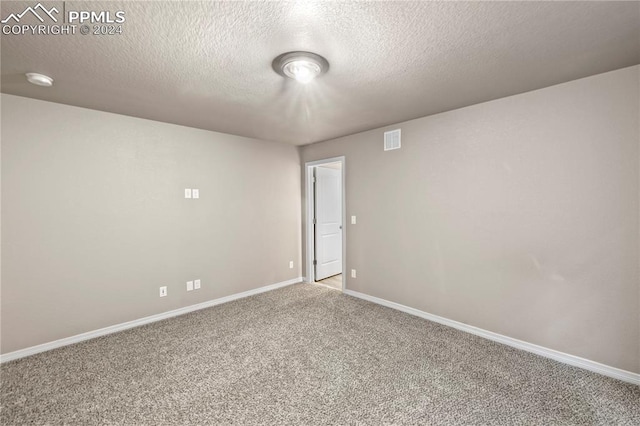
top-left (305, 157), bottom-right (345, 291)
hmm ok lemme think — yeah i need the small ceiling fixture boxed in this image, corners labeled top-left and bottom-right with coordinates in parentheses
top-left (25, 73), bottom-right (54, 87)
top-left (272, 51), bottom-right (329, 84)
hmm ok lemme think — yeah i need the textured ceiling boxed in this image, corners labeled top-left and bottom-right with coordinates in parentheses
top-left (2, 1), bottom-right (639, 145)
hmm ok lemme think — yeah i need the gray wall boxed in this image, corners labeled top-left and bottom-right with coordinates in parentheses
top-left (1, 94), bottom-right (301, 354)
top-left (300, 66), bottom-right (640, 373)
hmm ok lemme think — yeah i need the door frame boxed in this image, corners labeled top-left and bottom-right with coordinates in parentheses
top-left (305, 156), bottom-right (346, 290)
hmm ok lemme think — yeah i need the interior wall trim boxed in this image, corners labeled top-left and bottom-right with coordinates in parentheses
top-left (343, 289), bottom-right (640, 386)
top-left (0, 277), bottom-right (303, 363)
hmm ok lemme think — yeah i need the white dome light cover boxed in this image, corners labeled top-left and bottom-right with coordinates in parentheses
top-left (273, 51), bottom-right (329, 84)
top-left (25, 73), bottom-right (54, 87)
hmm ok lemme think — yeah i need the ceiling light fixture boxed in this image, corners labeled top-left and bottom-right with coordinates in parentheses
top-left (272, 51), bottom-right (329, 84)
top-left (25, 73), bottom-right (54, 87)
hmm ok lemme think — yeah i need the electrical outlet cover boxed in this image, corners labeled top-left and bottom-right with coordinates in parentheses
top-left (194, 279), bottom-right (201, 289)
top-left (187, 281), bottom-right (194, 291)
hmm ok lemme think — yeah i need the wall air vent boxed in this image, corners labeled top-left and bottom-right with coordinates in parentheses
top-left (384, 129), bottom-right (401, 151)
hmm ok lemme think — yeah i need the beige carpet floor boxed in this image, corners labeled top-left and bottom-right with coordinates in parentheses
top-left (1, 284), bottom-right (639, 425)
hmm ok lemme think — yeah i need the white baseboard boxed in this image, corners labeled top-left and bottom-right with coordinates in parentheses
top-left (1, 277), bottom-right (303, 363)
top-left (343, 289), bottom-right (639, 386)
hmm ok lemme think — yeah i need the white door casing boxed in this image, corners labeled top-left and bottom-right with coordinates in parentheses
top-left (314, 167), bottom-right (343, 280)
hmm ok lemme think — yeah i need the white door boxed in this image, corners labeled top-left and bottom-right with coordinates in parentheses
top-left (314, 166), bottom-right (342, 280)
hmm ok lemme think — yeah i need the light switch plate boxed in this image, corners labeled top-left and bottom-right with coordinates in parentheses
top-left (351, 215), bottom-right (356, 225)
top-left (351, 269), bottom-right (357, 278)
top-left (194, 279), bottom-right (201, 289)
top-left (289, 261), bottom-right (294, 269)
top-left (192, 189), bottom-right (199, 199)
top-left (159, 286), bottom-right (167, 297)
top-left (187, 281), bottom-right (194, 291)
top-left (185, 188), bottom-right (192, 199)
